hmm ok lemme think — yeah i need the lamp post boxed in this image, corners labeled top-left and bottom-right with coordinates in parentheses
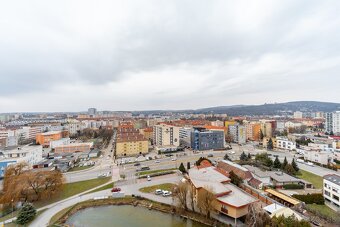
top-left (11, 199), bottom-right (14, 218)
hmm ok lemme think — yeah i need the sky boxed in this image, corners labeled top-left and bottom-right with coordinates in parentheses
top-left (0, 0), bottom-right (340, 112)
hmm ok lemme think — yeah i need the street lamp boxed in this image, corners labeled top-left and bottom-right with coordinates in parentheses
top-left (11, 199), bottom-right (14, 218)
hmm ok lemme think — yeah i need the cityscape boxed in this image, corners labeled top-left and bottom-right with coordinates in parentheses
top-left (1, 1), bottom-right (340, 227)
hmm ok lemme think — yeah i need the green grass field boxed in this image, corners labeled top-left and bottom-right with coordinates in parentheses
top-left (296, 169), bottom-right (323, 189)
top-left (136, 168), bottom-right (176, 176)
top-left (306, 204), bottom-right (340, 223)
top-left (34, 177), bottom-right (111, 208)
top-left (139, 183), bottom-right (176, 193)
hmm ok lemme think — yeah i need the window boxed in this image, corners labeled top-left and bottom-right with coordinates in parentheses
top-left (325, 190), bottom-right (331, 197)
top-left (333, 194), bottom-right (339, 201)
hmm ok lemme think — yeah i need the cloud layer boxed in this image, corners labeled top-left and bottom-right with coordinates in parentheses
top-left (0, 0), bottom-right (339, 112)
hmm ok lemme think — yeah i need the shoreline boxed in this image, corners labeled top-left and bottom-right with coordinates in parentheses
top-left (51, 196), bottom-right (226, 227)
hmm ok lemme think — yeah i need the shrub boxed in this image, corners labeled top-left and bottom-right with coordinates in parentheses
top-left (282, 184), bottom-right (304, 190)
top-left (16, 203), bottom-right (36, 225)
top-left (292, 193), bottom-right (324, 204)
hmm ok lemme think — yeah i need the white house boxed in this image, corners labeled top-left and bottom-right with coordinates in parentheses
top-left (323, 174), bottom-right (340, 211)
top-left (276, 137), bottom-right (296, 151)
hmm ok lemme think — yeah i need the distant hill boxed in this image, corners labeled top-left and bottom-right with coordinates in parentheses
top-left (193, 101), bottom-right (340, 116)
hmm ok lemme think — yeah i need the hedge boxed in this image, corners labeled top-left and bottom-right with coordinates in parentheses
top-left (282, 184), bottom-right (304, 190)
top-left (292, 193), bottom-right (324, 204)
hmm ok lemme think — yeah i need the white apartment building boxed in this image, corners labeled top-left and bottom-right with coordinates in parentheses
top-left (153, 123), bottom-right (180, 147)
top-left (293, 111), bottom-right (303, 119)
top-left (276, 137), bottom-right (296, 151)
top-left (304, 150), bottom-right (332, 165)
top-left (0, 145), bottom-right (43, 166)
top-left (211, 120), bottom-right (224, 127)
top-left (325, 111), bottom-right (340, 135)
top-left (323, 174), bottom-right (340, 211)
top-left (228, 124), bottom-right (246, 144)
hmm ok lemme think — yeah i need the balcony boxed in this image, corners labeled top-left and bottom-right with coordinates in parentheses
top-left (220, 207), bottom-right (228, 215)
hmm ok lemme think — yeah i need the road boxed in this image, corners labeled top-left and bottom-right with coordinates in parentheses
top-left (65, 143), bottom-right (338, 183)
top-left (29, 175), bottom-right (181, 227)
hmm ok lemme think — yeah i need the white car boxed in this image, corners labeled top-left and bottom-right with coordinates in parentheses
top-left (162, 191), bottom-right (172, 197)
top-left (229, 151), bottom-right (235, 154)
top-left (147, 175), bottom-right (151, 181)
top-left (155, 160), bottom-right (160, 163)
top-left (155, 189), bottom-right (163, 195)
top-left (171, 158), bottom-right (177, 161)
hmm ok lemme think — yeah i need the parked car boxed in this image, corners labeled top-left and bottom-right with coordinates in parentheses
top-left (171, 158), bottom-right (177, 161)
top-left (162, 191), bottom-right (171, 197)
top-left (111, 187), bottom-right (121, 192)
top-left (134, 162), bottom-right (141, 166)
top-left (208, 154), bottom-right (213, 157)
top-left (155, 160), bottom-right (160, 163)
top-left (155, 189), bottom-right (163, 195)
top-left (147, 175), bottom-right (151, 181)
top-left (97, 173), bottom-right (106, 178)
top-left (165, 154), bottom-right (173, 157)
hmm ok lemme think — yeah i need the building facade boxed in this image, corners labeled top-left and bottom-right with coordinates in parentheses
top-left (190, 128), bottom-right (224, 151)
top-left (153, 124), bottom-right (180, 147)
top-left (323, 174), bottom-right (340, 211)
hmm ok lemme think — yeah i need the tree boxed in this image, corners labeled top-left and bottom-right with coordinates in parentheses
top-left (197, 186), bottom-right (215, 219)
top-left (179, 162), bottom-right (186, 173)
top-left (223, 153), bottom-right (231, 161)
top-left (0, 163), bottom-right (64, 204)
top-left (247, 153), bottom-right (252, 160)
top-left (273, 156), bottom-right (281, 169)
top-left (240, 151), bottom-right (247, 161)
top-left (229, 171), bottom-right (243, 186)
top-left (16, 203), bottom-right (36, 225)
top-left (284, 164), bottom-right (296, 175)
top-left (187, 162), bottom-right (191, 170)
top-left (225, 134), bottom-right (233, 144)
top-left (282, 157), bottom-right (288, 170)
top-left (267, 138), bottom-right (274, 150)
top-left (245, 204), bottom-right (272, 227)
top-left (259, 130), bottom-right (264, 140)
top-left (172, 181), bottom-right (189, 211)
top-left (291, 159), bottom-right (299, 172)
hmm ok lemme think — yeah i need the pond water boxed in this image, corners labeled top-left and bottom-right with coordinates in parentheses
top-left (66, 205), bottom-right (209, 227)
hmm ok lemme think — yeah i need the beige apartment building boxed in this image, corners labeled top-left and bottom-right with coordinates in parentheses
top-left (153, 123), bottom-right (180, 147)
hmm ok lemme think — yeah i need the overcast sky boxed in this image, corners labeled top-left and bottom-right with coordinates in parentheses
top-left (0, 0), bottom-right (340, 112)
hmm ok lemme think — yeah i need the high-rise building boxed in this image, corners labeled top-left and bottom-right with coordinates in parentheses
top-left (326, 111), bottom-right (340, 135)
top-left (228, 124), bottom-right (246, 144)
top-left (293, 111), bottom-right (303, 119)
top-left (153, 123), bottom-right (180, 147)
top-left (88, 108), bottom-right (97, 116)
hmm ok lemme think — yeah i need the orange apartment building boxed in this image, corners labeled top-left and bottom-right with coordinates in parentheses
top-left (36, 130), bottom-right (69, 147)
top-left (246, 122), bottom-right (262, 141)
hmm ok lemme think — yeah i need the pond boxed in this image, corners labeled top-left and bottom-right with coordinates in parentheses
top-left (66, 205), bottom-right (209, 227)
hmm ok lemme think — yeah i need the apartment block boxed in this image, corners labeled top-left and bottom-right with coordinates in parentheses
top-left (228, 124), bottom-right (246, 144)
top-left (323, 174), bottom-right (340, 211)
top-left (190, 128), bottom-right (224, 151)
top-left (153, 123), bottom-right (180, 147)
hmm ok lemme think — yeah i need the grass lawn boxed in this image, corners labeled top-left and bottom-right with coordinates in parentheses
top-left (136, 168), bottom-right (176, 176)
top-left (139, 183), bottom-right (176, 193)
top-left (86, 182), bottom-right (114, 194)
top-left (306, 204), bottom-right (340, 223)
top-left (34, 177), bottom-right (111, 208)
top-left (296, 170), bottom-right (323, 189)
top-left (68, 165), bottom-right (92, 172)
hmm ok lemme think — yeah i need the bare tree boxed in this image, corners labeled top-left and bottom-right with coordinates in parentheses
top-left (245, 204), bottom-right (271, 227)
top-left (187, 184), bottom-right (195, 212)
top-left (197, 186), bottom-right (215, 219)
top-left (172, 181), bottom-right (189, 211)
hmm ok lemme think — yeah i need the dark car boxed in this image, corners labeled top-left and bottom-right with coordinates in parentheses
top-left (111, 187), bottom-right (121, 192)
top-left (134, 162), bottom-right (141, 166)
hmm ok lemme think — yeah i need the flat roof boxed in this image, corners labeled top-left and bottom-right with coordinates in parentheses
top-left (267, 171), bottom-right (300, 183)
top-left (324, 174), bottom-right (340, 186)
top-left (265, 189), bottom-right (301, 206)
